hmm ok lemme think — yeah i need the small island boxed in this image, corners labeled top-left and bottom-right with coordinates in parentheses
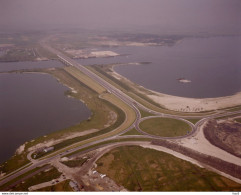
top-left (177, 78), bottom-right (191, 83)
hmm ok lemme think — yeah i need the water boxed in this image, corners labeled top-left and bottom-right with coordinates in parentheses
top-left (0, 73), bottom-right (91, 162)
top-left (0, 60), bottom-right (63, 72)
top-left (78, 36), bottom-right (241, 98)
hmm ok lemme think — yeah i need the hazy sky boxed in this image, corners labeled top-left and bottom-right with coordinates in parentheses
top-left (0, 0), bottom-right (240, 33)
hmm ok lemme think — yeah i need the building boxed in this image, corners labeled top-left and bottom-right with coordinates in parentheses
top-left (43, 146), bottom-right (54, 153)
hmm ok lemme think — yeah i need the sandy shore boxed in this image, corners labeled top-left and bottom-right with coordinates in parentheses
top-left (147, 91), bottom-right (241, 112)
top-left (110, 65), bottom-right (241, 112)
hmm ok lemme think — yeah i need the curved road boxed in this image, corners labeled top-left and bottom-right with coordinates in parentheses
top-left (1, 40), bottom-right (241, 189)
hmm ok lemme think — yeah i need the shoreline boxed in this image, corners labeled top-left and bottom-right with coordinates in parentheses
top-left (147, 90), bottom-right (241, 112)
top-left (111, 64), bottom-right (241, 112)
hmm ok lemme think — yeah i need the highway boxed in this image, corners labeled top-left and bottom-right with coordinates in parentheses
top-left (1, 41), bottom-right (241, 189)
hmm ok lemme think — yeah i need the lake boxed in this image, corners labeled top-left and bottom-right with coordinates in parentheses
top-left (78, 36), bottom-right (241, 98)
top-left (0, 73), bottom-right (91, 163)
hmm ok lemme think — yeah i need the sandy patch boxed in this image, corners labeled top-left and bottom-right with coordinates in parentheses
top-left (0, 44), bottom-right (14, 48)
top-left (177, 78), bottom-right (191, 83)
top-left (91, 40), bottom-right (162, 47)
top-left (147, 91), bottom-right (241, 112)
top-left (104, 111), bottom-right (117, 128)
top-left (0, 172), bottom-right (6, 180)
top-left (16, 144), bottom-right (25, 155)
top-left (176, 121), bottom-right (241, 167)
top-left (111, 71), bottom-right (122, 80)
top-left (36, 57), bottom-right (48, 61)
top-left (90, 51), bottom-right (118, 58)
top-left (68, 87), bottom-right (77, 94)
top-left (65, 49), bottom-right (119, 59)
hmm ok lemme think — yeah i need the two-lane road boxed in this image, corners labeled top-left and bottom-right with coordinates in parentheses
top-left (1, 41), bottom-right (241, 189)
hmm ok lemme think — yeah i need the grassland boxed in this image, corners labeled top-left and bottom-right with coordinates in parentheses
top-left (96, 145), bottom-right (241, 191)
top-left (11, 167), bottom-right (61, 191)
top-left (139, 109), bottom-right (155, 118)
top-left (65, 66), bottom-right (106, 94)
top-left (0, 152), bottom-right (30, 178)
top-left (139, 118), bottom-right (191, 137)
top-left (223, 105), bottom-right (241, 112)
top-left (64, 138), bottom-right (151, 158)
top-left (61, 157), bottom-right (88, 168)
top-left (36, 179), bottom-right (73, 192)
top-left (0, 165), bottom-right (49, 191)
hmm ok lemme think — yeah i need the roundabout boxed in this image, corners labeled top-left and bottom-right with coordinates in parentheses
top-left (137, 116), bottom-right (194, 138)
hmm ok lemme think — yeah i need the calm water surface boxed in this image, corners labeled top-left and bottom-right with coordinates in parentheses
top-left (0, 73), bottom-right (91, 163)
top-left (79, 36), bottom-right (241, 98)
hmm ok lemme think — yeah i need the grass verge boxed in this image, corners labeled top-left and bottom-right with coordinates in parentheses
top-left (0, 165), bottom-right (49, 191)
top-left (36, 179), bottom-right (73, 191)
top-left (11, 166), bottom-right (61, 191)
top-left (61, 158), bottom-right (88, 168)
top-left (64, 137), bottom-right (151, 158)
top-left (96, 145), bottom-right (241, 191)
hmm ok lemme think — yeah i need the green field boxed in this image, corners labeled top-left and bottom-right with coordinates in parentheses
top-left (61, 157), bottom-right (88, 168)
top-left (11, 167), bottom-right (61, 191)
top-left (36, 179), bottom-right (73, 192)
top-left (96, 146), bottom-right (241, 191)
top-left (139, 109), bottom-right (155, 118)
top-left (0, 165), bottom-right (50, 191)
top-left (139, 117), bottom-right (191, 137)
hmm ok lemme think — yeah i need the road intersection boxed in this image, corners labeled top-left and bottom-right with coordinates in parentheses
top-left (1, 40), bottom-right (241, 189)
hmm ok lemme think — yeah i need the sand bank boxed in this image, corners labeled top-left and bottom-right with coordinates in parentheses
top-left (147, 91), bottom-right (241, 112)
